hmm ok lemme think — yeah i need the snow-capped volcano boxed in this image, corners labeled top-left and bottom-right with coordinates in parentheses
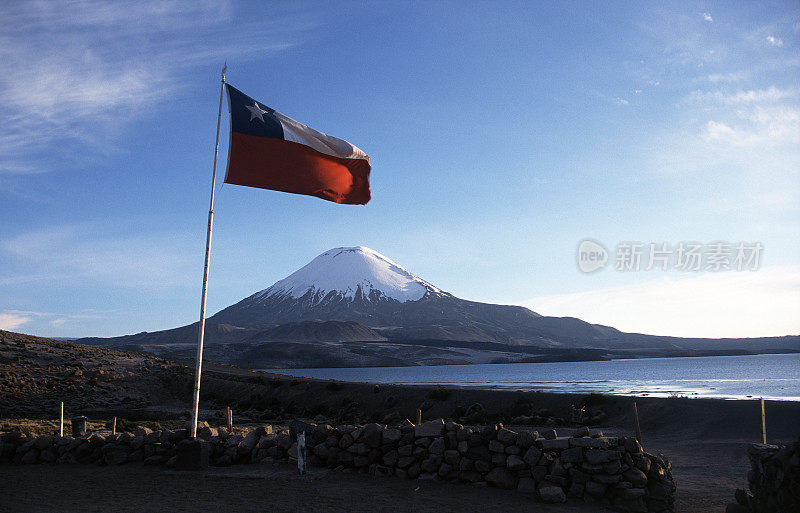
top-left (257, 246), bottom-right (442, 303)
top-left (84, 246), bottom-right (620, 351)
top-left (79, 245), bottom-right (800, 368)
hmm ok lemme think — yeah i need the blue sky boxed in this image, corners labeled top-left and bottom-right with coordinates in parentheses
top-left (1, 0), bottom-right (798, 338)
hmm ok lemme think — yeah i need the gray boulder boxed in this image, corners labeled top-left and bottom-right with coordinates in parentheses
top-left (135, 425), bottom-right (153, 437)
top-left (488, 440), bottom-right (505, 453)
top-left (428, 437), bottom-right (445, 454)
top-left (414, 419), bottom-right (445, 438)
top-left (443, 450), bottom-right (460, 465)
top-left (539, 485), bottom-right (566, 503)
top-left (21, 448), bottom-right (40, 464)
top-left (561, 447), bottom-right (583, 463)
top-left (240, 429), bottom-right (260, 453)
top-left (475, 460), bottom-right (491, 472)
top-left (585, 449), bottom-right (620, 464)
top-left (624, 468), bottom-right (648, 487)
top-left (516, 431), bottom-right (536, 448)
top-left (496, 428), bottom-right (517, 444)
top-left (485, 467), bottom-right (517, 489)
top-left (541, 438), bottom-right (570, 450)
top-left (34, 435), bottom-right (54, 450)
top-left (382, 450), bottom-right (398, 467)
top-left (572, 426), bottom-right (590, 437)
top-left (585, 481), bottom-right (606, 496)
top-left (569, 436), bottom-right (616, 448)
top-left (397, 456), bottom-right (415, 469)
top-left (39, 449), bottom-right (57, 463)
top-left (102, 444), bottom-right (128, 465)
top-left (506, 454), bottom-right (525, 470)
top-left (361, 423), bottom-right (385, 448)
top-left (523, 446), bottom-right (542, 465)
top-left (382, 428), bottom-right (401, 443)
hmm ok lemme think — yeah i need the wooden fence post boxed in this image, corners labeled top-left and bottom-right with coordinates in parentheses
top-left (633, 402), bottom-right (642, 444)
top-left (226, 406), bottom-right (233, 432)
top-left (760, 398), bottom-right (766, 444)
top-left (59, 402), bottom-right (64, 437)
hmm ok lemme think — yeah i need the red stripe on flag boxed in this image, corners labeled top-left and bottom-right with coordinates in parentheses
top-left (225, 133), bottom-right (371, 205)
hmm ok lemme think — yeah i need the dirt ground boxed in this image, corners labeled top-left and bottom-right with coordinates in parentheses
top-left (1, 463), bottom-right (606, 513)
top-left (0, 432), bottom-right (774, 513)
top-left (647, 436), bottom-right (753, 513)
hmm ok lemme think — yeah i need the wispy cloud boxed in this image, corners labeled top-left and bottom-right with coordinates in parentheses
top-left (687, 87), bottom-right (800, 148)
top-left (701, 108), bottom-right (800, 147)
top-left (0, 0), bottom-right (307, 174)
top-left (0, 310), bottom-right (32, 330)
top-left (525, 268), bottom-right (800, 338)
top-left (707, 72), bottom-right (747, 83)
top-left (0, 309), bottom-right (104, 331)
top-left (1, 223), bottom-right (198, 289)
top-left (766, 35), bottom-right (784, 47)
top-left (651, 77), bottom-right (799, 221)
top-left (691, 86), bottom-right (797, 105)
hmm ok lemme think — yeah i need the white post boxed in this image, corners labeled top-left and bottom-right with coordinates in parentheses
top-left (297, 432), bottom-right (307, 475)
top-left (59, 402), bottom-right (63, 437)
top-left (191, 62), bottom-right (227, 439)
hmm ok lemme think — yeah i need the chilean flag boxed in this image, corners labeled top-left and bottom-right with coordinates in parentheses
top-left (224, 84), bottom-right (371, 205)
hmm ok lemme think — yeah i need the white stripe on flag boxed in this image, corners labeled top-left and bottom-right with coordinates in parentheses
top-left (272, 110), bottom-right (369, 161)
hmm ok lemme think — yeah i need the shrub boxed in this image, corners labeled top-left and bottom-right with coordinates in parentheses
top-left (500, 396), bottom-right (532, 420)
top-left (325, 381), bottom-right (343, 391)
top-left (107, 418), bottom-right (137, 432)
top-left (583, 393), bottom-right (608, 406)
top-left (427, 385), bottom-right (452, 401)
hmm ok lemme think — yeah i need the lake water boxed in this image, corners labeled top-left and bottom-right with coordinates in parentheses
top-left (271, 353), bottom-right (800, 401)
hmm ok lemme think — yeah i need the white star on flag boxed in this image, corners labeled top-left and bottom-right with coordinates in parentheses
top-left (246, 101), bottom-right (268, 122)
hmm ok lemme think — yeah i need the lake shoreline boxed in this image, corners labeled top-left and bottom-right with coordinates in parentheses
top-left (265, 352), bottom-right (800, 402)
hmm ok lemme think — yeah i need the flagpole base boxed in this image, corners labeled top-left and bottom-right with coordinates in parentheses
top-left (176, 438), bottom-right (210, 471)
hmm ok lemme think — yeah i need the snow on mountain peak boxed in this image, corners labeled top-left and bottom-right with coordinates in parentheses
top-left (259, 246), bottom-right (441, 303)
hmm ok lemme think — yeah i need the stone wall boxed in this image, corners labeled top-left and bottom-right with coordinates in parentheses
top-left (1, 419), bottom-right (676, 513)
top-left (727, 440), bottom-right (800, 513)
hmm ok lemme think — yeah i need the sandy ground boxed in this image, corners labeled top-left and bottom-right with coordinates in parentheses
top-left (0, 432), bottom-right (770, 513)
top-left (1, 463), bottom-right (606, 513)
top-left (648, 436), bottom-right (752, 513)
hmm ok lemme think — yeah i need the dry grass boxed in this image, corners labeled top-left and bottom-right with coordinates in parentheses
top-left (0, 418), bottom-right (107, 435)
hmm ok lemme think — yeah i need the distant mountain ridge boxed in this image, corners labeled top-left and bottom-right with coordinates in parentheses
top-left (78, 246), bottom-right (800, 368)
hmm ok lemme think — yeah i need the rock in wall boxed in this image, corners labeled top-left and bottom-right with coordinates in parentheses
top-left (728, 440), bottom-right (800, 513)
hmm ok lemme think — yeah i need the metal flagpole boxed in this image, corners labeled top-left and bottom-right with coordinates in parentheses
top-left (191, 62), bottom-right (227, 439)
